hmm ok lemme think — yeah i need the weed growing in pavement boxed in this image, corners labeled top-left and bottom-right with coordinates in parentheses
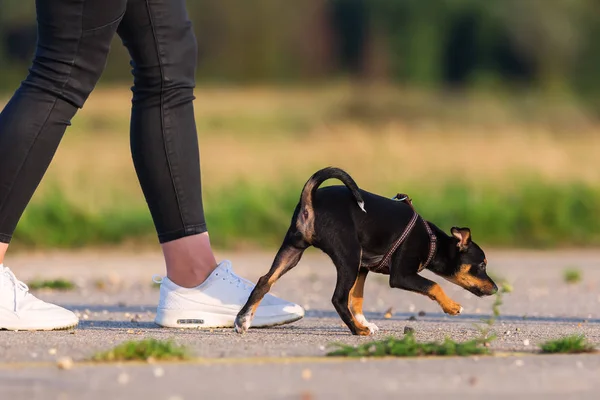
top-left (28, 278), bottom-right (76, 291)
top-left (91, 339), bottom-right (190, 362)
top-left (539, 335), bottom-right (596, 354)
top-left (563, 268), bottom-right (582, 284)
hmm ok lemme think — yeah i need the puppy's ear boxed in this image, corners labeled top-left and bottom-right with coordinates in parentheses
top-left (451, 227), bottom-right (471, 251)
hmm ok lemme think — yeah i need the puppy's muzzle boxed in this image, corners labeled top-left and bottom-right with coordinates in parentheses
top-left (469, 282), bottom-right (498, 297)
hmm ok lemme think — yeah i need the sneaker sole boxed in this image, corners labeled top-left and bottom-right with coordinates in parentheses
top-left (0, 320), bottom-right (79, 331)
top-left (154, 309), bottom-right (304, 329)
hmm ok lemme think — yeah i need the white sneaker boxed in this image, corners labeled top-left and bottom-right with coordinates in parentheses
top-left (0, 264), bottom-right (79, 331)
top-left (154, 260), bottom-right (304, 329)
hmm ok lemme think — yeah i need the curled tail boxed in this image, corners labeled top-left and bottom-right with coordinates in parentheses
top-left (297, 167), bottom-right (365, 242)
top-left (300, 167), bottom-right (365, 213)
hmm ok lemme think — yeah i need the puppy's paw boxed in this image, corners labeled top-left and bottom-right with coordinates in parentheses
top-left (356, 314), bottom-right (379, 333)
top-left (353, 322), bottom-right (379, 336)
top-left (365, 322), bottom-right (380, 334)
top-left (442, 302), bottom-right (463, 316)
top-left (354, 327), bottom-right (373, 336)
top-left (234, 314), bottom-right (251, 334)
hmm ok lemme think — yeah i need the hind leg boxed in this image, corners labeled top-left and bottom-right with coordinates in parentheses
top-left (349, 268), bottom-right (379, 333)
top-left (235, 241), bottom-right (305, 333)
top-left (327, 246), bottom-right (374, 336)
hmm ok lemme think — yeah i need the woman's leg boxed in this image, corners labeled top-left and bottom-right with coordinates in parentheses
top-left (0, 0), bottom-right (127, 331)
top-left (0, 0), bottom-right (127, 251)
top-left (117, 0), bottom-right (304, 329)
top-left (117, 0), bottom-right (216, 288)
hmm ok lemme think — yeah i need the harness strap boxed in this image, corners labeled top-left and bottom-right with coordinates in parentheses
top-left (369, 212), bottom-right (419, 273)
top-left (420, 214), bottom-right (437, 272)
top-left (366, 193), bottom-right (437, 274)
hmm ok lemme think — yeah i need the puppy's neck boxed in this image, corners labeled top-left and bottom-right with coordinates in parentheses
top-left (424, 222), bottom-right (458, 274)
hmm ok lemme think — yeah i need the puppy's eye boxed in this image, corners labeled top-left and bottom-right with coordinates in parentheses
top-left (478, 262), bottom-right (486, 269)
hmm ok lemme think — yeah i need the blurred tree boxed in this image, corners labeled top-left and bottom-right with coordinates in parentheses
top-left (0, 0), bottom-right (598, 113)
top-left (493, 0), bottom-right (589, 93)
top-left (329, 0), bottom-right (369, 77)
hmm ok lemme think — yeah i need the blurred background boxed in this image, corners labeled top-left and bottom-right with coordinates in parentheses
top-left (1, 0), bottom-right (600, 251)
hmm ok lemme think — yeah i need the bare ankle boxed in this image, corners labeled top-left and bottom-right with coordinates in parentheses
top-left (167, 267), bottom-right (214, 288)
top-left (0, 242), bottom-right (8, 265)
top-left (161, 232), bottom-right (218, 288)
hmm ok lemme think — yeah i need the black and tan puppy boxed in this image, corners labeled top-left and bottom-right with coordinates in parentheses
top-left (235, 167), bottom-right (498, 335)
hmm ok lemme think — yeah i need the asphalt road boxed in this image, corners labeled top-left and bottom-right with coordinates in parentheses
top-left (1, 249), bottom-right (599, 399)
top-left (2, 354), bottom-right (600, 400)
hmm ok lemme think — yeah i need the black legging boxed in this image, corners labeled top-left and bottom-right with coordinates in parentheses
top-left (0, 0), bottom-right (207, 244)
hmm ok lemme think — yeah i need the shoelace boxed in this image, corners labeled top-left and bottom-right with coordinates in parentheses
top-left (0, 265), bottom-right (29, 297)
top-left (212, 260), bottom-right (254, 291)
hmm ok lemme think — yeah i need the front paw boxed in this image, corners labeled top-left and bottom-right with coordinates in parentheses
top-left (356, 314), bottom-right (379, 334)
top-left (365, 322), bottom-right (379, 334)
top-left (354, 327), bottom-right (374, 336)
top-left (353, 323), bottom-right (378, 336)
top-left (234, 313), bottom-right (251, 334)
top-left (442, 302), bottom-right (463, 316)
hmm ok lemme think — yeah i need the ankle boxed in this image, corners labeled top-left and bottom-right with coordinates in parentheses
top-left (0, 242), bottom-right (8, 265)
top-left (161, 232), bottom-right (218, 288)
top-left (168, 266), bottom-right (215, 288)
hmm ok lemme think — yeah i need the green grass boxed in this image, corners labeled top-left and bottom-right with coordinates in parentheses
top-left (539, 335), bottom-right (596, 354)
top-left (12, 178), bottom-right (600, 250)
top-left (14, 187), bottom-right (155, 249)
top-left (27, 278), bottom-right (76, 291)
top-left (204, 178), bottom-right (600, 249)
top-left (91, 339), bottom-right (190, 362)
top-left (563, 268), bottom-right (582, 284)
top-left (326, 333), bottom-right (490, 358)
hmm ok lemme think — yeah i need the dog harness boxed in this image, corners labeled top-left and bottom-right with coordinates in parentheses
top-left (364, 193), bottom-right (437, 274)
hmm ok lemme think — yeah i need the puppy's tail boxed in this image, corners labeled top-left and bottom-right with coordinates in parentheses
top-left (300, 167), bottom-right (366, 215)
top-left (296, 167), bottom-right (365, 242)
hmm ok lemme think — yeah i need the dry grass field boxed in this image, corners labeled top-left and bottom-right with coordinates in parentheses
top-left (38, 85), bottom-right (600, 203)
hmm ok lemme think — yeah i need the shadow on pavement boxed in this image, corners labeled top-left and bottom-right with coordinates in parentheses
top-left (54, 304), bottom-right (599, 331)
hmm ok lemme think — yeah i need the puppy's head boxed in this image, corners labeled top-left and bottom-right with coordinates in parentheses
top-left (443, 227), bottom-right (498, 297)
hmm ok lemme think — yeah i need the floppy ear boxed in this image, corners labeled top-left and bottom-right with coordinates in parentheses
top-left (451, 227), bottom-right (471, 251)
